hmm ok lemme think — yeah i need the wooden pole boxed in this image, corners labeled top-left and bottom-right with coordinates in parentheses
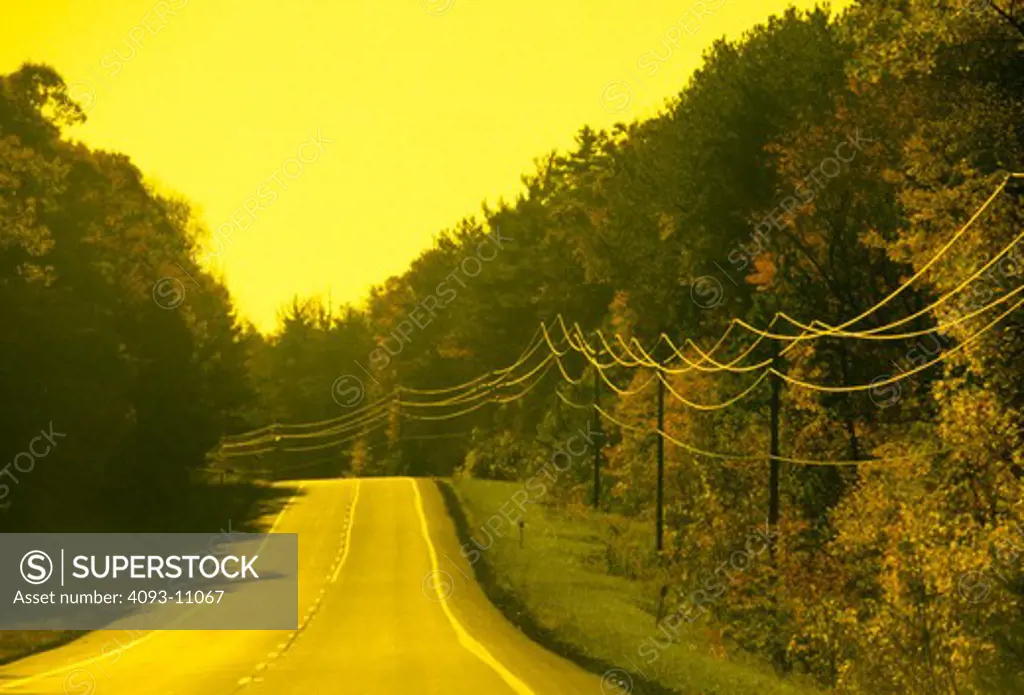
top-left (592, 367), bottom-right (602, 509)
top-left (656, 371), bottom-right (665, 553)
top-left (768, 346), bottom-right (781, 549)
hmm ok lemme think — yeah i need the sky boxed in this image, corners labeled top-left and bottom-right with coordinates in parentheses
top-left (2, 0), bottom-right (851, 333)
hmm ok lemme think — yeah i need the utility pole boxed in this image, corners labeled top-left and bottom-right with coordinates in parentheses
top-left (766, 343), bottom-right (784, 670)
top-left (656, 367), bottom-right (666, 553)
top-left (768, 345), bottom-right (781, 540)
top-left (271, 425), bottom-right (281, 481)
top-left (592, 366), bottom-right (602, 509)
top-left (388, 396), bottom-right (404, 474)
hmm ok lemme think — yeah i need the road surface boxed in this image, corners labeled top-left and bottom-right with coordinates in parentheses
top-left (0, 478), bottom-right (604, 694)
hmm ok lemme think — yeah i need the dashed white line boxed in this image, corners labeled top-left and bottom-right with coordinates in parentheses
top-left (235, 479), bottom-right (361, 690)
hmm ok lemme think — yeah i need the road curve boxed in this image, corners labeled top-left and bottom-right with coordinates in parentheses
top-left (0, 478), bottom-right (604, 695)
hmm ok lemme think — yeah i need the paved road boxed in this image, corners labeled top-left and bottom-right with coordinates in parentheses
top-left (0, 478), bottom-right (602, 695)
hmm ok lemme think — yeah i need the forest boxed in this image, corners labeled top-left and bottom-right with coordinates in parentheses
top-left (2, 1), bottom-right (1023, 692)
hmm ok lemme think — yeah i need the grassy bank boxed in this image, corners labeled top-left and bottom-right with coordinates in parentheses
top-left (0, 631), bottom-right (87, 666)
top-left (442, 477), bottom-right (821, 695)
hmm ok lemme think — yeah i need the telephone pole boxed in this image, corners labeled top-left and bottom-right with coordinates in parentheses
top-left (592, 367), bottom-right (602, 509)
top-left (768, 345), bottom-right (781, 538)
top-left (656, 368), bottom-right (665, 553)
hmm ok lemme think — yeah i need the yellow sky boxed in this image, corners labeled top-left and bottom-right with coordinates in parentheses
top-left (2, 0), bottom-right (850, 332)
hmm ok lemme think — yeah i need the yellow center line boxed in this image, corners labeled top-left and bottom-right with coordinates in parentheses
top-left (330, 479), bottom-right (361, 584)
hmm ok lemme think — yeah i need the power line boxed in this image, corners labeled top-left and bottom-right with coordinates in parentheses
top-left (211, 177), bottom-right (1024, 471)
top-left (589, 401), bottom-right (949, 467)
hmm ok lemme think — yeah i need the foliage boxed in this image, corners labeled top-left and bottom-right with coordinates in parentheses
top-left (235, 4), bottom-right (1024, 690)
top-left (0, 64), bottom-right (253, 530)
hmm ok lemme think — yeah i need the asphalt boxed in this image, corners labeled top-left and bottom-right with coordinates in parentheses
top-left (0, 478), bottom-right (604, 695)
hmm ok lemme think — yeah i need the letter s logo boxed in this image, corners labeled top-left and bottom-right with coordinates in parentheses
top-left (20, 550), bottom-right (53, 585)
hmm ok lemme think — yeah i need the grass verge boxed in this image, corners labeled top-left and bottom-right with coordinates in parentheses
top-left (0, 631), bottom-right (87, 667)
top-left (441, 476), bottom-right (822, 695)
